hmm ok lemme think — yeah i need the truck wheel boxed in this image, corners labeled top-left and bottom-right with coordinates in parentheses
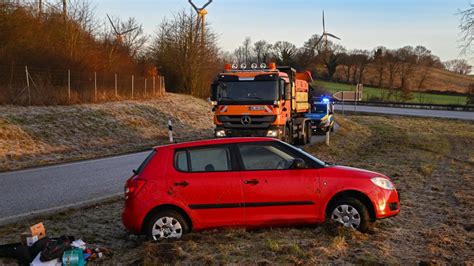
top-left (305, 122), bottom-right (312, 144)
top-left (295, 124), bottom-right (306, 146)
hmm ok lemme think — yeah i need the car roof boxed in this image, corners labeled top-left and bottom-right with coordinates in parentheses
top-left (154, 137), bottom-right (276, 150)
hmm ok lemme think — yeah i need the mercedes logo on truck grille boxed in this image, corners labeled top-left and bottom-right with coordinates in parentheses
top-left (241, 116), bottom-right (252, 125)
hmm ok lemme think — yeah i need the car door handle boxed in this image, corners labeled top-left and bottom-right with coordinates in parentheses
top-left (174, 181), bottom-right (189, 187)
top-left (244, 179), bottom-right (259, 185)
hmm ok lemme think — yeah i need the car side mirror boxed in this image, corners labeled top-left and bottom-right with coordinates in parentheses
top-left (291, 158), bottom-right (307, 169)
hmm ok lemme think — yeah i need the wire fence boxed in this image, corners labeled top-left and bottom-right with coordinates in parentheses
top-left (0, 65), bottom-right (166, 105)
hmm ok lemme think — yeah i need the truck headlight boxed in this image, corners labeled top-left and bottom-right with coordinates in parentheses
top-left (371, 177), bottom-right (396, 190)
top-left (267, 130), bottom-right (278, 137)
top-left (216, 130), bottom-right (226, 137)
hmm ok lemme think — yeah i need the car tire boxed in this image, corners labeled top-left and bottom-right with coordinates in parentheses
top-left (145, 210), bottom-right (190, 241)
top-left (327, 197), bottom-right (370, 233)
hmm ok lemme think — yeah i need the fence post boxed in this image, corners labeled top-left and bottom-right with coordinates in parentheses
top-left (25, 66), bottom-right (31, 105)
top-left (94, 72), bottom-right (97, 102)
top-left (68, 69), bottom-right (71, 102)
top-left (145, 78), bottom-right (147, 97)
top-left (131, 75), bottom-right (134, 99)
top-left (153, 76), bottom-right (156, 96)
top-left (115, 73), bottom-right (118, 98)
top-left (161, 76), bottom-right (165, 96)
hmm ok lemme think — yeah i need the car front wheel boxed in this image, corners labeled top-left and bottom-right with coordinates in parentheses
top-left (328, 197), bottom-right (370, 232)
top-left (145, 210), bottom-right (189, 241)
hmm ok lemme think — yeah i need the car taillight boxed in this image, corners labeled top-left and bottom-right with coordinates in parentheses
top-left (124, 177), bottom-right (146, 200)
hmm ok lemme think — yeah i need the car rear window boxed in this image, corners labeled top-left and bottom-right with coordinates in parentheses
top-left (135, 150), bottom-right (156, 174)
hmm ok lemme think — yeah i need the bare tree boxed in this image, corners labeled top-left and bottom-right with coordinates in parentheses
top-left (444, 59), bottom-right (472, 74)
top-left (385, 50), bottom-right (401, 89)
top-left (459, 2), bottom-right (474, 55)
top-left (372, 46), bottom-right (387, 87)
top-left (150, 10), bottom-right (220, 98)
top-left (273, 41), bottom-right (297, 66)
top-left (253, 40), bottom-right (273, 63)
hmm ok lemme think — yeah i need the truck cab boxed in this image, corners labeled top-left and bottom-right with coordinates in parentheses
top-left (305, 97), bottom-right (335, 134)
top-left (210, 63), bottom-right (313, 145)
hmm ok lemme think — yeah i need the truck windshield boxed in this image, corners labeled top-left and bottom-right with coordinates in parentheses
top-left (217, 81), bottom-right (279, 102)
top-left (312, 104), bottom-right (328, 114)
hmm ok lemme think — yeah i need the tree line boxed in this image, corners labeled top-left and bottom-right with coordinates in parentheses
top-left (231, 37), bottom-right (472, 94)
top-left (1, 1), bottom-right (472, 103)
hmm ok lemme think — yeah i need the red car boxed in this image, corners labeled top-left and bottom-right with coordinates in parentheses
top-left (122, 138), bottom-right (399, 240)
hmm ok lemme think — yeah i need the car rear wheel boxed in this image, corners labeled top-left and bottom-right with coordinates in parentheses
top-left (145, 210), bottom-right (189, 241)
top-left (328, 197), bottom-right (370, 232)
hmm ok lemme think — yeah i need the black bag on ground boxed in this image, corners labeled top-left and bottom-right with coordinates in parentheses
top-left (0, 237), bottom-right (49, 265)
top-left (40, 236), bottom-right (72, 262)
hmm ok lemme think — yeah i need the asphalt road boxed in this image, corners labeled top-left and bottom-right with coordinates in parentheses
top-left (0, 152), bottom-right (149, 225)
top-left (0, 132), bottom-right (335, 225)
top-left (335, 104), bottom-right (474, 121)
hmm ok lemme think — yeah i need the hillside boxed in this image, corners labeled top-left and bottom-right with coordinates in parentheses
top-left (331, 66), bottom-right (473, 94)
top-left (424, 68), bottom-right (474, 93)
top-left (0, 93), bottom-right (214, 171)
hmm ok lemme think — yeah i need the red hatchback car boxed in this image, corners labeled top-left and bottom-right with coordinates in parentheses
top-left (122, 138), bottom-right (400, 240)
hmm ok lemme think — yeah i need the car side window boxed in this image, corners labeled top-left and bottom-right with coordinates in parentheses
top-left (175, 151), bottom-right (188, 172)
top-left (175, 146), bottom-right (231, 172)
top-left (238, 144), bottom-right (296, 170)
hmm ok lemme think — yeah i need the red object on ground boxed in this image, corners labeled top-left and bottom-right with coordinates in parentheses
top-left (122, 138), bottom-right (400, 237)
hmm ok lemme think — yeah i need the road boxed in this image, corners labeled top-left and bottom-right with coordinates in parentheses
top-left (335, 104), bottom-right (474, 120)
top-left (0, 132), bottom-right (334, 225)
top-left (0, 152), bottom-right (149, 225)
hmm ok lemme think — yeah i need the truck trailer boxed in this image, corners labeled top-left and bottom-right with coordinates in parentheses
top-left (210, 63), bottom-right (313, 145)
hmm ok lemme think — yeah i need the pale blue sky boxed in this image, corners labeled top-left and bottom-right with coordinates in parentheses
top-left (92, 0), bottom-right (473, 64)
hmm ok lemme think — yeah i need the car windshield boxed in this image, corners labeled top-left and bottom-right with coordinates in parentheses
top-left (217, 81), bottom-right (278, 102)
top-left (312, 104), bottom-right (328, 114)
top-left (280, 141), bottom-right (327, 167)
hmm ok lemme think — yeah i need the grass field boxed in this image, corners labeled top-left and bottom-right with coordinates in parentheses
top-left (0, 93), bottom-right (214, 172)
top-left (1, 115), bottom-right (472, 264)
top-left (315, 80), bottom-right (469, 105)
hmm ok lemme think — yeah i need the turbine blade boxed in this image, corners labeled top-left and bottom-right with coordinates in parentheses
top-left (188, 0), bottom-right (199, 12)
top-left (202, 0), bottom-right (213, 10)
top-left (325, 33), bottom-right (341, 40)
top-left (322, 10), bottom-right (326, 32)
top-left (107, 14), bottom-right (120, 35)
top-left (121, 27), bottom-right (139, 35)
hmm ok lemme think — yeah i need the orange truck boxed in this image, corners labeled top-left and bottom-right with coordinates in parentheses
top-left (210, 63), bottom-right (313, 145)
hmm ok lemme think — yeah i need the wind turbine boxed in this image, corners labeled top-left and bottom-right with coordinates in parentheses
top-left (310, 11), bottom-right (341, 54)
top-left (106, 14), bottom-right (138, 44)
top-left (321, 11), bottom-right (340, 48)
top-left (188, 0), bottom-right (213, 45)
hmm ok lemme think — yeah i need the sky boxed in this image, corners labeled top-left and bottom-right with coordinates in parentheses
top-left (92, 0), bottom-right (473, 64)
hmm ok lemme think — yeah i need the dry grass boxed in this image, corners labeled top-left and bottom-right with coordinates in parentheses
top-left (0, 115), bottom-right (473, 264)
top-left (0, 93), bottom-right (214, 172)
